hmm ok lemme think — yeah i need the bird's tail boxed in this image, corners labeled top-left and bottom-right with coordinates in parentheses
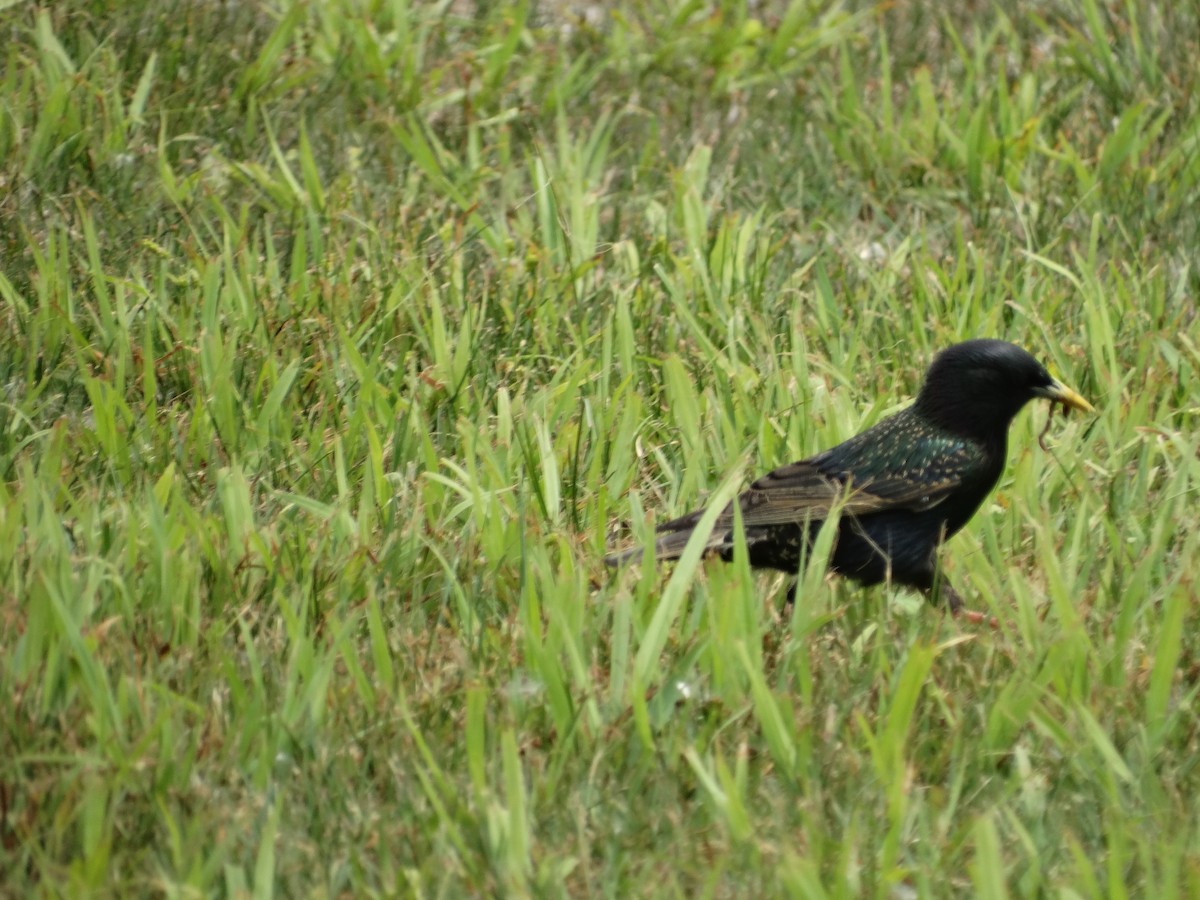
top-left (604, 513), bottom-right (730, 567)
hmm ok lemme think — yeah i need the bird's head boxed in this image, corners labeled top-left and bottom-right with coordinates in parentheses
top-left (914, 339), bottom-right (1094, 440)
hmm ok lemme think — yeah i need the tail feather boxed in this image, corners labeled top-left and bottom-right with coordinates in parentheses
top-left (604, 523), bottom-right (732, 567)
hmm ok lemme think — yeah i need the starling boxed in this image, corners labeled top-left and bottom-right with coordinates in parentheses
top-left (606, 339), bottom-right (1094, 616)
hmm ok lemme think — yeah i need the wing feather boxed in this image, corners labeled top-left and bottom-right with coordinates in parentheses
top-left (607, 410), bottom-right (989, 566)
top-left (658, 413), bottom-right (982, 533)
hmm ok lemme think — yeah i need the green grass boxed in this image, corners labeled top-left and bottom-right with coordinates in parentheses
top-left (2, 0), bottom-right (1199, 894)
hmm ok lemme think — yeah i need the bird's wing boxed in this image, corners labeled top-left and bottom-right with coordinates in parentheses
top-left (733, 462), bottom-right (894, 525)
top-left (659, 416), bottom-right (984, 532)
top-left (734, 453), bottom-right (966, 526)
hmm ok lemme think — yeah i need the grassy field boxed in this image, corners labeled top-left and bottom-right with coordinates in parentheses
top-left (2, 0), bottom-right (1199, 895)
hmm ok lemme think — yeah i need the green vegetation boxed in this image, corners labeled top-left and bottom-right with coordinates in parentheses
top-left (2, 0), bottom-right (1198, 894)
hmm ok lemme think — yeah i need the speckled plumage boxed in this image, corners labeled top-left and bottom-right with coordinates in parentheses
top-left (605, 339), bottom-right (1094, 614)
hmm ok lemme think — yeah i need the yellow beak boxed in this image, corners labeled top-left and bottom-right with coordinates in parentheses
top-left (1036, 378), bottom-right (1095, 413)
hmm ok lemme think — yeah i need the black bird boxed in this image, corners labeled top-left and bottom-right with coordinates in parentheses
top-left (605, 339), bottom-right (1094, 616)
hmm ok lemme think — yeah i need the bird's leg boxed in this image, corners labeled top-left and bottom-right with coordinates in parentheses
top-left (930, 577), bottom-right (997, 628)
top-left (956, 607), bottom-right (999, 627)
top-left (933, 579), bottom-right (963, 614)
